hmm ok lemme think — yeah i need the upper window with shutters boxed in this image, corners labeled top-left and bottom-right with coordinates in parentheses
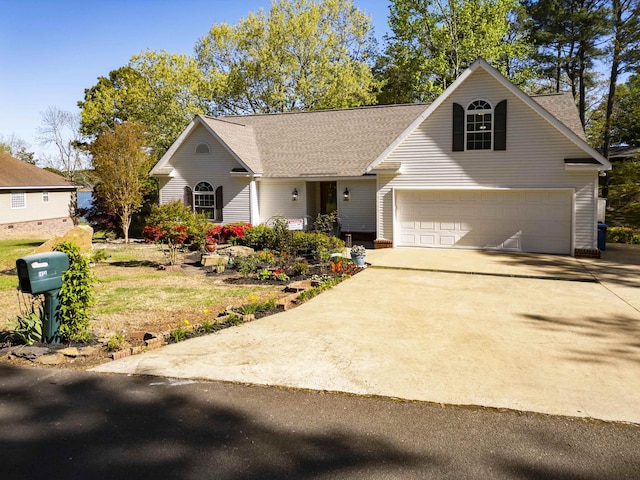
top-left (452, 99), bottom-right (507, 152)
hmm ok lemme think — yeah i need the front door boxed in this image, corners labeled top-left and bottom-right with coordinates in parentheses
top-left (320, 182), bottom-right (337, 214)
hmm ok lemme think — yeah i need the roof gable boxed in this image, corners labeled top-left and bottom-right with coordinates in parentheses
top-left (0, 153), bottom-right (76, 189)
top-left (372, 59), bottom-right (609, 171)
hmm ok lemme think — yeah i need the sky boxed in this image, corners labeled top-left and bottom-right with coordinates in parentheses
top-left (0, 0), bottom-right (391, 161)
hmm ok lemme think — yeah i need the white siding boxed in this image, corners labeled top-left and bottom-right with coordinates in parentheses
top-left (159, 124), bottom-right (251, 224)
top-left (257, 180), bottom-right (308, 225)
top-left (337, 179), bottom-right (376, 232)
top-left (378, 69), bottom-right (598, 250)
top-left (1, 190), bottom-right (73, 223)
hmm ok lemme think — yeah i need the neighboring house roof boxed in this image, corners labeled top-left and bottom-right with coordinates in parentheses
top-left (0, 153), bottom-right (76, 190)
top-left (609, 145), bottom-right (640, 160)
top-left (152, 59), bottom-right (610, 178)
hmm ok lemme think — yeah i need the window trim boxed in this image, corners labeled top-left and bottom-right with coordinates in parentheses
top-left (11, 192), bottom-right (26, 209)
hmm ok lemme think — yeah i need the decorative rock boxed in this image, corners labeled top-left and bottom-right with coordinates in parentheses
top-left (78, 346), bottom-right (99, 357)
top-left (34, 353), bottom-right (65, 365)
top-left (35, 225), bottom-right (94, 254)
top-left (219, 245), bottom-right (254, 257)
top-left (202, 254), bottom-right (229, 267)
top-left (13, 346), bottom-right (50, 360)
top-left (58, 347), bottom-right (79, 357)
top-left (285, 280), bottom-right (312, 293)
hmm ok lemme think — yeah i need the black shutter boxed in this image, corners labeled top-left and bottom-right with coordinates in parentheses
top-left (215, 186), bottom-right (223, 222)
top-left (453, 103), bottom-right (464, 151)
top-left (184, 186), bottom-right (193, 209)
top-left (494, 100), bottom-right (507, 151)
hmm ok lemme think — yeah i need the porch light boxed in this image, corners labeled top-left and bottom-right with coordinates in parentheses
top-left (292, 188), bottom-right (298, 201)
top-left (343, 187), bottom-right (350, 201)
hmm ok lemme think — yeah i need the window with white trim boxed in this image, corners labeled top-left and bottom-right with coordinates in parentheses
top-left (194, 181), bottom-right (215, 219)
top-left (42, 191), bottom-right (49, 203)
top-left (466, 100), bottom-right (492, 150)
top-left (11, 192), bottom-right (26, 209)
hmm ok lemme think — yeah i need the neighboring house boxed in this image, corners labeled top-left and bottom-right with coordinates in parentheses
top-left (0, 152), bottom-right (78, 239)
top-left (151, 59), bottom-right (611, 256)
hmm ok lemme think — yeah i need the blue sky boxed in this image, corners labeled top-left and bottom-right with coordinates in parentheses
top-left (0, 0), bottom-right (391, 161)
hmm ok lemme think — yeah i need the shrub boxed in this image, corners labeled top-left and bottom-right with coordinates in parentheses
top-left (53, 242), bottom-right (95, 343)
top-left (606, 226), bottom-right (640, 244)
top-left (242, 225), bottom-right (275, 250)
top-left (235, 254), bottom-right (262, 275)
top-left (291, 260), bottom-right (310, 276)
top-left (10, 309), bottom-right (44, 345)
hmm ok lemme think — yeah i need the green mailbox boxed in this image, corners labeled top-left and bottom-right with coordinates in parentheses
top-left (16, 252), bottom-right (70, 343)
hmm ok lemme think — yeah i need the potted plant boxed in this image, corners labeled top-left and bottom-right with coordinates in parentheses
top-left (350, 244), bottom-right (367, 266)
top-left (205, 236), bottom-right (218, 253)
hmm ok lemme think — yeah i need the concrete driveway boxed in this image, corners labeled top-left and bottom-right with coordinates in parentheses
top-left (93, 245), bottom-right (640, 424)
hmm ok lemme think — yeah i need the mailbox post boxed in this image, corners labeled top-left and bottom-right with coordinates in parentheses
top-left (16, 252), bottom-right (70, 344)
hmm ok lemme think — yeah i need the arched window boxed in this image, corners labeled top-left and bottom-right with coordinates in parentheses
top-left (194, 181), bottom-right (215, 219)
top-left (195, 143), bottom-right (210, 154)
top-left (466, 100), bottom-right (492, 150)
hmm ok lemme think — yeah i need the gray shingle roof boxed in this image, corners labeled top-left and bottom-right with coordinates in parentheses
top-left (197, 93), bottom-right (587, 178)
top-left (531, 92), bottom-right (586, 141)
top-left (0, 153), bottom-right (76, 189)
top-left (202, 103), bottom-right (429, 177)
top-left (199, 117), bottom-right (263, 174)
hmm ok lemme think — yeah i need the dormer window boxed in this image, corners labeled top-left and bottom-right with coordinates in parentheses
top-left (466, 100), bottom-right (493, 150)
top-left (195, 143), bottom-right (210, 154)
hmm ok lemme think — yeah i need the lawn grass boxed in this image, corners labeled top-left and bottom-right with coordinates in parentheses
top-left (0, 239), bottom-right (46, 273)
top-left (0, 241), bottom-right (284, 336)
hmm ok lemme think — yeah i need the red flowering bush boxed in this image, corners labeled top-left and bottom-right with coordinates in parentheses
top-left (207, 223), bottom-right (252, 243)
top-left (143, 222), bottom-right (190, 264)
top-left (142, 225), bottom-right (162, 243)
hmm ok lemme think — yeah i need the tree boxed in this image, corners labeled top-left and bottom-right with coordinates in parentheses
top-left (525, 0), bottom-right (609, 126)
top-left (195, 0), bottom-right (379, 114)
top-left (589, 73), bottom-right (640, 147)
top-left (601, 0), bottom-right (640, 159)
top-left (0, 133), bottom-right (35, 164)
top-left (79, 51), bottom-right (209, 158)
top-left (377, 0), bottom-right (534, 104)
top-left (37, 106), bottom-right (89, 181)
top-left (89, 123), bottom-right (152, 243)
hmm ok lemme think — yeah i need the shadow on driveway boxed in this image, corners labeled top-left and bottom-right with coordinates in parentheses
top-left (522, 312), bottom-right (640, 366)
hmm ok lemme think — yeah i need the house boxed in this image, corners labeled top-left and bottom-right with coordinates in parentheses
top-left (151, 59), bottom-right (611, 256)
top-left (0, 152), bottom-right (78, 239)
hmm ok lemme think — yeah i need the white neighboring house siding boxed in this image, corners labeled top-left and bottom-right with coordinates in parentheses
top-left (159, 124), bottom-right (251, 224)
top-left (337, 179), bottom-right (376, 232)
top-left (377, 68), bottom-right (598, 250)
top-left (2, 190), bottom-right (72, 223)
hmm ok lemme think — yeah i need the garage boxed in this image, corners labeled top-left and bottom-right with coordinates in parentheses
top-left (395, 189), bottom-right (573, 254)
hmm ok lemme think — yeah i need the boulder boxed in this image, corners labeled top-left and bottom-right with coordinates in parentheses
top-left (35, 225), bottom-right (94, 254)
top-left (218, 245), bottom-right (254, 257)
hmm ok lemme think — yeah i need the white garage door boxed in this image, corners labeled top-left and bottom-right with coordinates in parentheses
top-left (395, 190), bottom-right (572, 254)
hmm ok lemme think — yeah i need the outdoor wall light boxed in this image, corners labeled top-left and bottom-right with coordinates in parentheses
top-left (343, 187), bottom-right (350, 201)
top-left (292, 188), bottom-right (298, 201)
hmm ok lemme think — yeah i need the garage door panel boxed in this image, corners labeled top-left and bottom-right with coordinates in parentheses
top-left (396, 190), bottom-right (572, 254)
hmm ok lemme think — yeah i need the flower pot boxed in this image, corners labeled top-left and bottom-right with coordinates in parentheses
top-left (351, 253), bottom-right (366, 266)
top-left (205, 243), bottom-right (217, 253)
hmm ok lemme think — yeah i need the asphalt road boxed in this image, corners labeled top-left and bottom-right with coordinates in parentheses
top-left (1, 365), bottom-right (639, 479)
